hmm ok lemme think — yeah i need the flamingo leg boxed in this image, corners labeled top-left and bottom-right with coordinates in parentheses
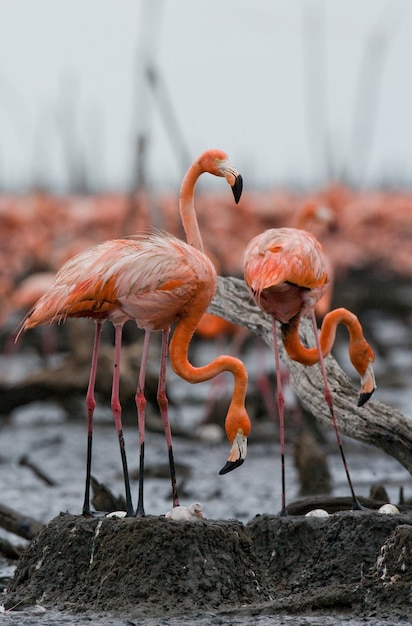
top-left (271, 315), bottom-right (287, 517)
top-left (111, 324), bottom-right (134, 517)
top-left (309, 311), bottom-right (363, 510)
top-left (256, 337), bottom-right (278, 424)
top-left (157, 327), bottom-right (179, 508)
top-left (82, 320), bottom-right (103, 516)
top-left (134, 327), bottom-right (152, 517)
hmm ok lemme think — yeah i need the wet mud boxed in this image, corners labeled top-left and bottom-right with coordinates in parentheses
top-left (5, 510), bottom-right (412, 621)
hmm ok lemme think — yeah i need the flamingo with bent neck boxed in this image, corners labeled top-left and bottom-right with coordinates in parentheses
top-left (242, 226), bottom-right (376, 516)
top-left (19, 149), bottom-right (251, 517)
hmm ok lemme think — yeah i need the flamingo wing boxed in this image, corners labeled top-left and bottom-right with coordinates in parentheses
top-left (21, 240), bottom-right (134, 326)
top-left (23, 233), bottom-right (216, 331)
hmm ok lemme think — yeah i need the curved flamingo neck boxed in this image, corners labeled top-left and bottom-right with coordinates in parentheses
top-left (179, 161), bottom-right (205, 252)
top-left (281, 307), bottom-right (372, 376)
top-left (169, 317), bottom-right (248, 410)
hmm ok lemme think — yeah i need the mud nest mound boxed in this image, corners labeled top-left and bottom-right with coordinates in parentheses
top-left (6, 513), bottom-right (269, 617)
top-left (5, 510), bottom-right (412, 619)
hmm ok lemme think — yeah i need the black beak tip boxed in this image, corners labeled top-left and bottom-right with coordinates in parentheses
top-left (231, 174), bottom-right (243, 204)
top-left (219, 458), bottom-right (244, 475)
top-left (358, 390), bottom-right (374, 407)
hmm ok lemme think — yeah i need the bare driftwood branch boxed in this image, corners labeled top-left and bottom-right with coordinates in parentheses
top-left (18, 455), bottom-right (57, 487)
top-left (208, 276), bottom-right (412, 475)
top-left (0, 503), bottom-right (44, 540)
top-left (91, 476), bottom-right (126, 513)
top-left (0, 536), bottom-right (22, 559)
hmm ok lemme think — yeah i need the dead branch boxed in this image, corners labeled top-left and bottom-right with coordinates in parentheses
top-left (91, 476), bottom-right (126, 513)
top-left (18, 455), bottom-right (57, 487)
top-left (0, 536), bottom-right (22, 559)
top-left (208, 275), bottom-right (412, 475)
top-left (0, 504), bottom-right (44, 540)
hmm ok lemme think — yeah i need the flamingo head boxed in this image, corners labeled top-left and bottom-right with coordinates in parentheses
top-left (197, 149), bottom-right (243, 204)
top-left (219, 160), bottom-right (243, 204)
top-left (219, 427), bottom-right (249, 475)
top-left (358, 358), bottom-right (376, 407)
top-left (348, 332), bottom-right (375, 407)
top-left (218, 382), bottom-right (251, 475)
top-left (188, 502), bottom-right (204, 519)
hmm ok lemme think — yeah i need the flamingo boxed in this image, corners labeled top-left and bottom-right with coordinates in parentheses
top-left (165, 502), bottom-right (204, 521)
top-left (242, 226), bottom-right (376, 516)
top-left (19, 149), bottom-right (251, 517)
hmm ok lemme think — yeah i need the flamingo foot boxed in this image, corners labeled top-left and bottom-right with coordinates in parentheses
top-left (134, 506), bottom-right (146, 518)
top-left (352, 497), bottom-right (367, 511)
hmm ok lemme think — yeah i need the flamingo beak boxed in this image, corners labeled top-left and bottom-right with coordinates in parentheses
top-left (231, 174), bottom-right (243, 204)
top-left (220, 160), bottom-right (243, 204)
top-left (358, 361), bottom-right (376, 407)
top-left (219, 431), bottom-right (247, 475)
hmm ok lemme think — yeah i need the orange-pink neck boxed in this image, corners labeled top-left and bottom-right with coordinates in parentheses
top-left (281, 307), bottom-right (374, 377)
top-left (169, 316), bottom-right (248, 410)
top-left (179, 161), bottom-right (205, 252)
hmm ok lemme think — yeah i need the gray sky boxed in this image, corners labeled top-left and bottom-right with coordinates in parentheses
top-left (0, 0), bottom-right (411, 191)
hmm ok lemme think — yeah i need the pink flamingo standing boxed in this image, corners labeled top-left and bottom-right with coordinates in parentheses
top-left (20, 149), bottom-right (251, 517)
top-left (242, 226), bottom-right (376, 515)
